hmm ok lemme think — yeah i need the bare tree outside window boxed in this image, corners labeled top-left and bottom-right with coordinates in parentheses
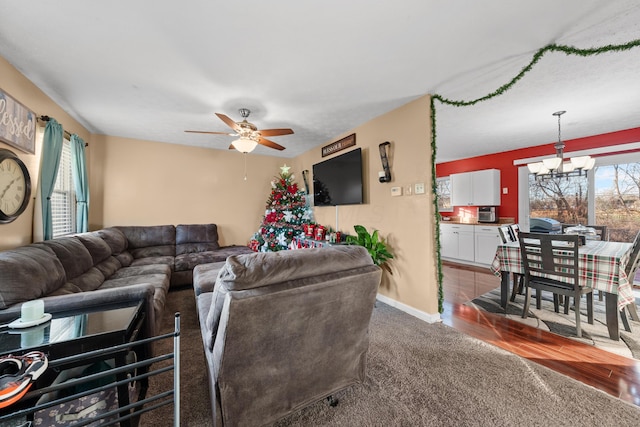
top-left (595, 163), bottom-right (640, 242)
top-left (529, 174), bottom-right (588, 224)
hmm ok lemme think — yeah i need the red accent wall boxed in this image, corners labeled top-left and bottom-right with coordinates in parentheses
top-left (436, 127), bottom-right (640, 222)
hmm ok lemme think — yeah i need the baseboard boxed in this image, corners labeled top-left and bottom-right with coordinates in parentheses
top-left (376, 294), bottom-right (441, 323)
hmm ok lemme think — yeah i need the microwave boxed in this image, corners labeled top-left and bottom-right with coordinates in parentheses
top-left (478, 206), bottom-right (498, 223)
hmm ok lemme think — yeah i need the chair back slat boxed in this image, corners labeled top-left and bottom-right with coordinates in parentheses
top-left (519, 232), bottom-right (580, 288)
top-left (498, 225), bottom-right (519, 244)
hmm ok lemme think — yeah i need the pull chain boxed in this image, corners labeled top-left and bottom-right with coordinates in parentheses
top-left (244, 153), bottom-right (248, 181)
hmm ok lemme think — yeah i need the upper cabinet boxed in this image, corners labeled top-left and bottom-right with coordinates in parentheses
top-left (450, 169), bottom-right (500, 206)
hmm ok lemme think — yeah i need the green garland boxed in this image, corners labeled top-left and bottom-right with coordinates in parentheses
top-left (430, 39), bottom-right (640, 313)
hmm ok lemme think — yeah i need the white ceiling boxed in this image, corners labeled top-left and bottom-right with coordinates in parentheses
top-left (1, 1), bottom-right (639, 161)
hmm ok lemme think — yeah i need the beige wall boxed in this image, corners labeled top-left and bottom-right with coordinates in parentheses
top-left (90, 134), bottom-right (282, 246)
top-left (294, 95), bottom-right (439, 315)
top-left (0, 56), bottom-right (90, 250)
top-left (1, 53), bottom-right (440, 317)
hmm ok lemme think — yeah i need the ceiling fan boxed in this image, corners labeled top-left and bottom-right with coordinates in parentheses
top-left (185, 108), bottom-right (294, 153)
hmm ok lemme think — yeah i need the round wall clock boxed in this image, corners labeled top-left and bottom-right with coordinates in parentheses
top-left (0, 148), bottom-right (31, 224)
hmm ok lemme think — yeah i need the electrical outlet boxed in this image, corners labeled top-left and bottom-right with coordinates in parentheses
top-left (415, 182), bottom-right (425, 194)
top-left (391, 186), bottom-right (402, 197)
top-left (502, 187), bottom-right (508, 194)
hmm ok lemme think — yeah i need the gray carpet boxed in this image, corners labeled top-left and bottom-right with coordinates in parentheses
top-left (468, 287), bottom-right (640, 360)
top-left (141, 287), bottom-right (640, 426)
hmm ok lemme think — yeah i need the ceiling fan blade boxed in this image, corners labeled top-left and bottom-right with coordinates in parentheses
top-left (228, 144), bottom-right (236, 150)
top-left (185, 130), bottom-right (234, 135)
top-left (258, 137), bottom-right (286, 151)
top-left (215, 113), bottom-right (242, 132)
top-left (258, 128), bottom-right (294, 137)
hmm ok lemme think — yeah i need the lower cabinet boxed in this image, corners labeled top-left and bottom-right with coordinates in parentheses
top-left (473, 226), bottom-right (502, 265)
top-left (440, 224), bottom-right (475, 262)
top-left (440, 223), bottom-right (502, 266)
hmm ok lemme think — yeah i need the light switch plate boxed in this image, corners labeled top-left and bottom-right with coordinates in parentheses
top-left (391, 186), bottom-right (402, 196)
top-left (415, 182), bottom-right (425, 194)
top-left (502, 187), bottom-right (508, 194)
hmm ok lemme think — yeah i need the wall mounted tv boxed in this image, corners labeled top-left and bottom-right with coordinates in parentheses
top-left (313, 148), bottom-right (364, 206)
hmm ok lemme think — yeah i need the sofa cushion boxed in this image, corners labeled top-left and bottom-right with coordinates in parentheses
top-left (131, 256), bottom-right (174, 270)
top-left (216, 245), bottom-right (373, 291)
top-left (116, 225), bottom-right (176, 259)
top-left (175, 245), bottom-right (252, 272)
top-left (115, 252), bottom-right (134, 267)
top-left (94, 257), bottom-right (122, 279)
top-left (66, 267), bottom-right (105, 292)
top-left (176, 224), bottom-right (220, 255)
top-left (0, 244), bottom-right (66, 309)
top-left (110, 264), bottom-right (172, 280)
top-left (95, 227), bottom-right (128, 255)
top-left (41, 237), bottom-right (94, 281)
top-left (76, 232), bottom-right (113, 265)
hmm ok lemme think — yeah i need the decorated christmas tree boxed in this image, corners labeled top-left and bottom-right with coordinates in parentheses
top-left (249, 165), bottom-right (314, 252)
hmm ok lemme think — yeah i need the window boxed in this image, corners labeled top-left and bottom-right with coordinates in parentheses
top-left (594, 159), bottom-right (640, 242)
top-left (523, 151), bottom-right (640, 243)
top-left (51, 138), bottom-right (76, 238)
top-left (436, 177), bottom-right (453, 212)
top-left (529, 173), bottom-right (588, 224)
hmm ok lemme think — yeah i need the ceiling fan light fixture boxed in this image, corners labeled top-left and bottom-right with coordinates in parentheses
top-left (233, 136), bottom-right (258, 153)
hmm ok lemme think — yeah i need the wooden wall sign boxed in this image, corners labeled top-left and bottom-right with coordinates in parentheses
top-left (321, 133), bottom-right (356, 157)
top-left (0, 88), bottom-right (37, 154)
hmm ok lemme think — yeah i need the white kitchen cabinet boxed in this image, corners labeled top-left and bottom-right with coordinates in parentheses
top-left (450, 169), bottom-right (500, 206)
top-left (473, 225), bottom-right (502, 265)
top-left (440, 223), bottom-right (475, 262)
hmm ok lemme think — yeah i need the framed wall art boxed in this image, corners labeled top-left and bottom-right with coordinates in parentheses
top-left (0, 88), bottom-right (37, 154)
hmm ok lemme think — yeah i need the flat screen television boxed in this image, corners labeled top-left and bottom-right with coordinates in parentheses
top-left (313, 148), bottom-right (363, 206)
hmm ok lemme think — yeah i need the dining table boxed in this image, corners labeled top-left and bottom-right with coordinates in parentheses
top-left (490, 239), bottom-right (634, 340)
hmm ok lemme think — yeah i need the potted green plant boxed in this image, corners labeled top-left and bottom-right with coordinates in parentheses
top-left (345, 225), bottom-right (394, 273)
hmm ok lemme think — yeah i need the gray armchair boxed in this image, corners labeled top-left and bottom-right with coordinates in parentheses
top-left (194, 245), bottom-right (382, 426)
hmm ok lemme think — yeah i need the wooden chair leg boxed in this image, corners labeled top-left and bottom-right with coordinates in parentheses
top-left (509, 274), bottom-right (519, 302)
top-left (621, 307), bottom-right (632, 332)
top-left (627, 302), bottom-right (639, 322)
top-left (522, 287), bottom-right (532, 319)
top-left (587, 292), bottom-right (593, 324)
top-left (574, 292), bottom-right (582, 338)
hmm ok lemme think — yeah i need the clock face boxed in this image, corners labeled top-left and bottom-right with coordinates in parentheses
top-left (0, 149), bottom-right (31, 223)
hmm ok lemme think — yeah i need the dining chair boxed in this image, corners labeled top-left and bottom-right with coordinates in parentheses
top-left (498, 225), bottom-right (524, 301)
top-left (561, 223), bottom-right (608, 241)
top-left (519, 232), bottom-right (594, 338)
top-left (620, 230), bottom-right (640, 331)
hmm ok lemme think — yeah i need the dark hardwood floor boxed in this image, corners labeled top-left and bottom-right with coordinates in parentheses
top-left (440, 261), bottom-right (640, 408)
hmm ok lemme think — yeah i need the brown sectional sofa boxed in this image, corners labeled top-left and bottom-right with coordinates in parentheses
top-left (0, 223), bottom-right (252, 339)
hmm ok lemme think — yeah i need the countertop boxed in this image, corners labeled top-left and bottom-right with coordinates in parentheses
top-left (440, 217), bottom-right (515, 227)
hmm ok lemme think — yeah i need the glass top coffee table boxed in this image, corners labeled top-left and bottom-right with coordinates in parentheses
top-left (0, 302), bottom-right (143, 357)
top-left (0, 301), bottom-right (146, 427)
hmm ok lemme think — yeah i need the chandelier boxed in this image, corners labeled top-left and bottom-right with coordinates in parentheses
top-left (527, 111), bottom-right (595, 178)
